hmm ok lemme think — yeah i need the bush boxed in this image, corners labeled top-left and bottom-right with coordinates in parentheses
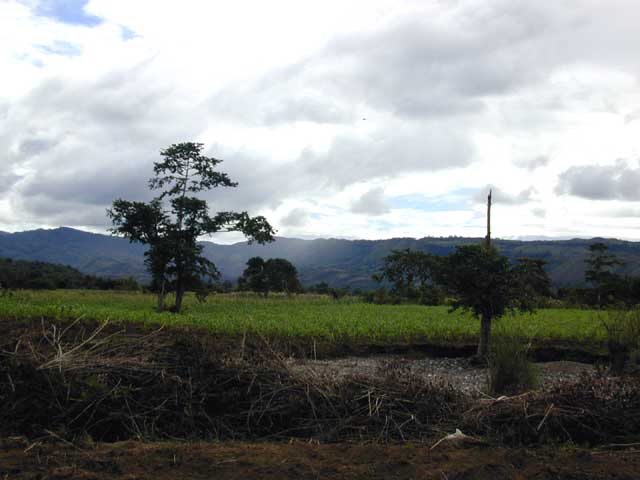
top-left (487, 324), bottom-right (539, 395)
top-left (600, 309), bottom-right (640, 375)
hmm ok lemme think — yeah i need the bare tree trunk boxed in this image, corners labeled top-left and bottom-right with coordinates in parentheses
top-left (156, 278), bottom-right (166, 313)
top-left (477, 314), bottom-right (492, 357)
top-left (485, 189), bottom-right (492, 250)
top-left (477, 189), bottom-right (494, 359)
top-left (174, 280), bottom-right (185, 313)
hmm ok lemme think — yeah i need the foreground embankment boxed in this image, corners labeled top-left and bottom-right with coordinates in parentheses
top-left (3, 440), bottom-right (640, 479)
top-left (1, 318), bottom-right (637, 446)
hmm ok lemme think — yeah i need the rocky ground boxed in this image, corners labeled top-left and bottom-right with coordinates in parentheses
top-left (287, 355), bottom-right (597, 396)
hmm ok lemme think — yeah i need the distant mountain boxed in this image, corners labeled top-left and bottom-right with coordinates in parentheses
top-left (1, 227), bottom-right (640, 289)
top-left (0, 256), bottom-right (139, 290)
top-left (0, 227), bottom-right (148, 280)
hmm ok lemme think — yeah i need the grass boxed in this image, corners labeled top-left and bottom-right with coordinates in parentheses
top-left (488, 323), bottom-right (540, 395)
top-left (0, 290), bottom-right (606, 346)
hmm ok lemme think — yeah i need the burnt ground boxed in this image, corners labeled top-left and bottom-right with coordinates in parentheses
top-left (2, 440), bottom-right (640, 480)
top-left (1, 317), bottom-right (638, 479)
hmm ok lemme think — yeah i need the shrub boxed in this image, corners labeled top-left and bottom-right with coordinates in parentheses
top-left (600, 309), bottom-right (640, 375)
top-left (487, 323), bottom-right (539, 395)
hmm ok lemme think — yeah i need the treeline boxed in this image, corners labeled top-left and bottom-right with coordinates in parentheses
top-left (368, 241), bottom-right (640, 308)
top-left (0, 257), bottom-right (140, 291)
top-left (557, 242), bottom-right (640, 307)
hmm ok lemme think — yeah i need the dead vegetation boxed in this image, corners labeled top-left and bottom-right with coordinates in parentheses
top-left (0, 319), bottom-right (466, 443)
top-left (1, 318), bottom-right (639, 448)
top-left (464, 377), bottom-right (640, 445)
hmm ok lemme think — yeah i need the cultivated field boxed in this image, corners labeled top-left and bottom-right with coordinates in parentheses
top-left (0, 290), bottom-right (606, 347)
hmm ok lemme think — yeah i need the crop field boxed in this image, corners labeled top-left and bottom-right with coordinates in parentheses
top-left (0, 289), bottom-right (606, 346)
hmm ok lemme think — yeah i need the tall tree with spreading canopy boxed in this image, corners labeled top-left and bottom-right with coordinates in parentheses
top-left (238, 257), bottom-right (301, 296)
top-left (108, 142), bottom-right (275, 312)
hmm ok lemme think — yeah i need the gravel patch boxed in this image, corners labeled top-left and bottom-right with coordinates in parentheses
top-left (286, 356), bottom-right (597, 396)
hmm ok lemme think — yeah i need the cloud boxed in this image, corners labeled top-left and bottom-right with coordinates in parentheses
top-left (532, 208), bottom-right (546, 218)
top-left (280, 208), bottom-right (310, 227)
top-left (474, 186), bottom-right (536, 205)
top-left (300, 123), bottom-right (474, 188)
top-left (2, 0), bottom-right (640, 241)
top-left (350, 187), bottom-right (390, 215)
top-left (209, 82), bottom-right (355, 126)
top-left (0, 172), bottom-right (22, 194)
top-left (556, 161), bottom-right (640, 201)
top-left (514, 155), bottom-right (549, 170)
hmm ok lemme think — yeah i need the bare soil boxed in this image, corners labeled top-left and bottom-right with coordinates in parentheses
top-left (2, 439), bottom-right (640, 480)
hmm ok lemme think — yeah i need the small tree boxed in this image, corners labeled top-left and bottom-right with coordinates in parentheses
top-left (108, 142), bottom-right (275, 312)
top-left (585, 242), bottom-right (623, 307)
top-left (374, 248), bottom-right (443, 304)
top-left (238, 257), bottom-right (301, 297)
top-left (441, 245), bottom-right (551, 358)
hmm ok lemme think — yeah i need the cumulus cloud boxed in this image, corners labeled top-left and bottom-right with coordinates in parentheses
top-left (556, 161), bottom-right (640, 201)
top-left (280, 208), bottom-right (310, 227)
top-left (350, 187), bottom-right (390, 215)
top-left (299, 123), bottom-right (474, 188)
top-left (474, 186), bottom-right (536, 206)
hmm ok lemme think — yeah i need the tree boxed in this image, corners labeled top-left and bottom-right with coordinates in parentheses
top-left (441, 245), bottom-right (551, 357)
top-left (373, 249), bottom-right (443, 304)
top-left (108, 142), bottom-right (275, 312)
top-left (238, 257), bottom-right (268, 294)
top-left (238, 257), bottom-right (301, 296)
top-left (585, 242), bottom-right (623, 307)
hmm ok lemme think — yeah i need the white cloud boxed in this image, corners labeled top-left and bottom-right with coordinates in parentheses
top-left (2, 0), bottom-right (640, 240)
top-left (350, 187), bottom-right (390, 216)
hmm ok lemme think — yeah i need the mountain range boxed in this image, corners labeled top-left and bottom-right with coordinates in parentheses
top-left (1, 227), bottom-right (639, 289)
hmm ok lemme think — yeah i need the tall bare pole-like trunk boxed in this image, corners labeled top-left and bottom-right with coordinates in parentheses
top-left (478, 189), bottom-right (493, 358)
top-left (485, 189), bottom-right (492, 251)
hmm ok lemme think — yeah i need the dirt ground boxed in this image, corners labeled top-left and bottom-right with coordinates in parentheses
top-left (1, 439), bottom-right (640, 480)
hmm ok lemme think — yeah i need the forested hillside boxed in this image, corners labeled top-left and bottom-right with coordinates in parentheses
top-left (1, 227), bottom-right (639, 289)
top-left (0, 257), bottom-right (139, 290)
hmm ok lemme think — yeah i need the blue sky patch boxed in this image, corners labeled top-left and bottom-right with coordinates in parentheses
top-left (35, 0), bottom-right (102, 27)
top-left (36, 40), bottom-right (81, 56)
top-left (120, 26), bottom-right (138, 41)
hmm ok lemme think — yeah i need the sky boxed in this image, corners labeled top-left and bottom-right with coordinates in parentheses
top-left (2, 0), bottom-right (640, 243)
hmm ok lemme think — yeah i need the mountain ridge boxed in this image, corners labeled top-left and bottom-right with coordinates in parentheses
top-left (1, 227), bottom-right (639, 289)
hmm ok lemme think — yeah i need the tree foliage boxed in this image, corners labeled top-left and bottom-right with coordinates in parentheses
top-left (373, 249), bottom-right (443, 304)
top-left (0, 257), bottom-right (139, 291)
top-left (585, 242), bottom-right (623, 306)
top-left (441, 244), bottom-right (551, 356)
top-left (238, 257), bottom-right (301, 296)
top-left (108, 142), bottom-right (274, 312)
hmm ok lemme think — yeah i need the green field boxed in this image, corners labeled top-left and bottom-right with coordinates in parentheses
top-left (0, 290), bottom-right (607, 346)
